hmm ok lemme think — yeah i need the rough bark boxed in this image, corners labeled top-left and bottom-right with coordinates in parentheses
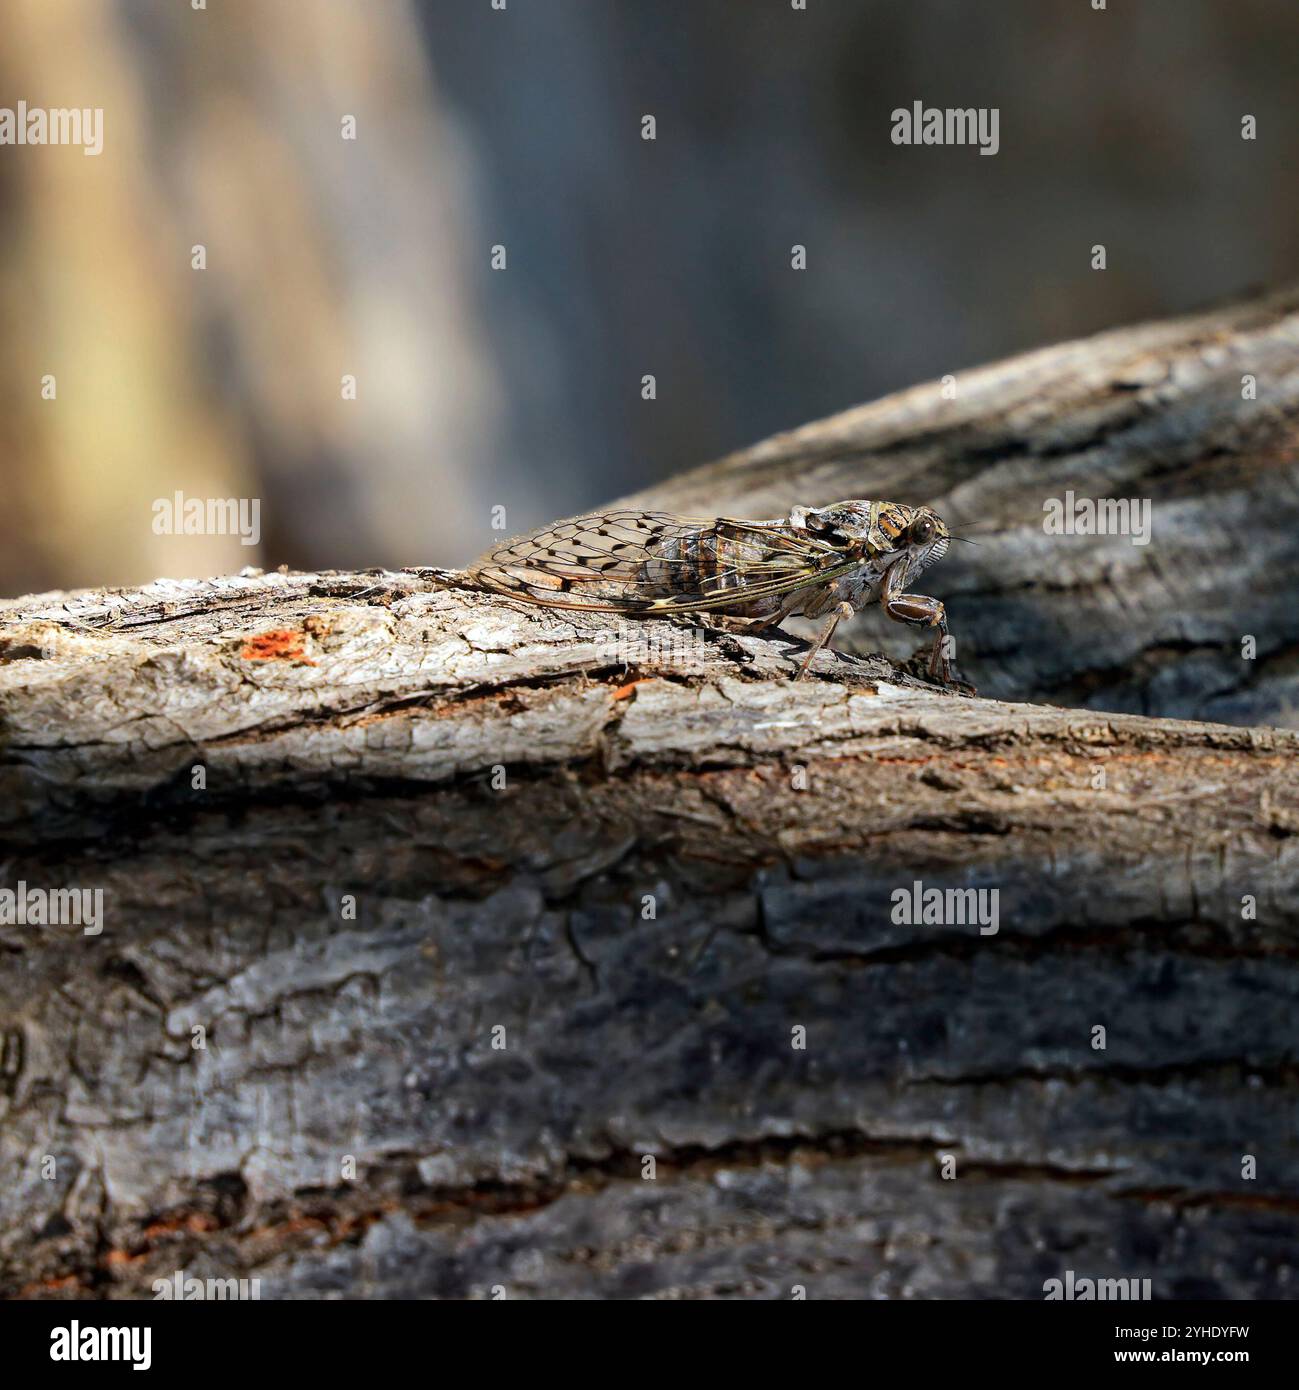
top-left (4, 288), bottom-right (1299, 1300)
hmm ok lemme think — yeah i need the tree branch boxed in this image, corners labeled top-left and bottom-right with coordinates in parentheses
top-left (3, 287), bottom-right (1299, 1299)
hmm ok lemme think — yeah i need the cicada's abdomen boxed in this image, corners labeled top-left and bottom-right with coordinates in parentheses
top-left (637, 519), bottom-right (792, 601)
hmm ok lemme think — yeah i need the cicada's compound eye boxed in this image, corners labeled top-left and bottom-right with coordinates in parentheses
top-left (909, 515), bottom-right (936, 546)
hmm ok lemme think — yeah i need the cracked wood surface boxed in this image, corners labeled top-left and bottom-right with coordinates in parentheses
top-left (625, 282), bottom-right (1299, 729)
top-left (2, 561), bottom-right (1298, 1299)
top-left (5, 286), bottom-right (1299, 1299)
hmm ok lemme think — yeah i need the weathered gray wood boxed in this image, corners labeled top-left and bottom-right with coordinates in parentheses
top-left (3, 286), bottom-right (1299, 1299)
top-left (2, 564), bottom-right (1297, 1299)
top-left (627, 282), bottom-right (1299, 729)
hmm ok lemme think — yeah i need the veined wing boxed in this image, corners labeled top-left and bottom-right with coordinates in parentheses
top-left (466, 509), bottom-right (862, 615)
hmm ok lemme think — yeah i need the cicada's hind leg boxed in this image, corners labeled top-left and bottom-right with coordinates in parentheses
top-left (880, 561), bottom-right (953, 683)
top-left (703, 589), bottom-right (807, 640)
top-left (698, 612), bottom-right (784, 635)
top-left (795, 601), bottom-right (854, 681)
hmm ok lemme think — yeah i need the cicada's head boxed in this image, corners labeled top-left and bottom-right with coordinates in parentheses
top-left (898, 505), bottom-right (951, 575)
top-left (848, 501), bottom-right (952, 574)
top-left (790, 499), bottom-right (953, 574)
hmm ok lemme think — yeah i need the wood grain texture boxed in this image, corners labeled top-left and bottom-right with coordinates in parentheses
top-left (3, 286), bottom-right (1299, 1300)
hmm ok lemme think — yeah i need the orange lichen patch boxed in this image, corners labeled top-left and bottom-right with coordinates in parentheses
top-left (241, 1201), bottom-right (396, 1250)
top-left (611, 679), bottom-right (648, 700)
top-left (16, 1272), bottom-right (88, 1298)
top-left (239, 629), bottom-right (318, 665)
top-left (102, 1247), bottom-right (147, 1268)
top-left (243, 1214), bottom-right (330, 1242)
top-left (140, 1212), bottom-right (219, 1240)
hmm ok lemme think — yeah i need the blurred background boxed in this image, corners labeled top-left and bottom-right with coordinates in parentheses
top-left (2, 0), bottom-right (1297, 597)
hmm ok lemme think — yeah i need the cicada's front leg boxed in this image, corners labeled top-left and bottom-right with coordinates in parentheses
top-left (880, 559), bottom-right (953, 683)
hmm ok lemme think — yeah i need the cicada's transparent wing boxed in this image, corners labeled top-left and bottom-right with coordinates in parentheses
top-left (468, 511), bottom-right (706, 608)
top-left (466, 509), bottom-right (860, 615)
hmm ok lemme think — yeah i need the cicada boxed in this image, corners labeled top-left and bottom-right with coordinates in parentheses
top-left (466, 500), bottom-right (961, 682)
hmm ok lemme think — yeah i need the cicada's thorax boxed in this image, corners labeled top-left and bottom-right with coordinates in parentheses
top-left (790, 499), bottom-right (914, 552)
top-left (770, 499), bottom-right (918, 620)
